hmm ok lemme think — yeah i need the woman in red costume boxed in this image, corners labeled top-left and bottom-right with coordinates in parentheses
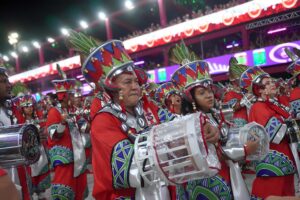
top-left (240, 66), bottom-right (296, 199)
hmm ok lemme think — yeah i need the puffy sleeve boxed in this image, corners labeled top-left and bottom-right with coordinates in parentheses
top-left (249, 103), bottom-right (286, 144)
top-left (46, 108), bottom-right (66, 140)
top-left (223, 91), bottom-right (239, 107)
top-left (90, 97), bottom-right (102, 121)
top-left (91, 112), bottom-right (135, 199)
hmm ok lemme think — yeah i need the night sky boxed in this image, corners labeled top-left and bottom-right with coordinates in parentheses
top-left (0, 0), bottom-right (165, 54)
top-left (0, 0), bottom-right (228, 65)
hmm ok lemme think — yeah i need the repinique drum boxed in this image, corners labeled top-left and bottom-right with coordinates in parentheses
top-left (134, 112), bottom-right (220, 185)
top-left (239, 122), bottom-right (269, 161)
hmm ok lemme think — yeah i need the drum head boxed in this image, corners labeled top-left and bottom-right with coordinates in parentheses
top-left (21, 124), bottom-right (40, 164)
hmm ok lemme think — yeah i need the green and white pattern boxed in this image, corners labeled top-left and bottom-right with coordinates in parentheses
top-left (111, 139), bottom-right (134, 189)
top-left (255, 150), bottom-right (295, 177)
top-left (185, 175), bottom-right (233, 200)
top-left (51, 184), bottom-right (75, 200)
top-left (49, 145), bottom-right (74, 168)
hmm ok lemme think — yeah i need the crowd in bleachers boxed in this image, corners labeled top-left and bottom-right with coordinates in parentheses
top-left (120, 0), bottom-right (242, 41)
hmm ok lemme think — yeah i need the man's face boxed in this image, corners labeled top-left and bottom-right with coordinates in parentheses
top-left (114, 72), bottom-right (141, 108)
top-left (0, 74), bottom-right (11, 100)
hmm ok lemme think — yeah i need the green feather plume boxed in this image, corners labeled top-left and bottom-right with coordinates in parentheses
top-left (228, 57), bottom-right (248, 81)
top-left (169, 40), bottom-right (200, 65)
top-left (285, 48), bottom-right (298, 62)
top-left (12, 82), bottom-right (29, 97)
top-left (66, 29), bottom-right (102, 55)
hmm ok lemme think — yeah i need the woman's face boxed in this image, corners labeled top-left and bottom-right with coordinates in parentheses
top-left (23, 105), bottom-right (33, 116)
top-left (168, 93), bottom-right (182, 106)
top-left (193, 86), bottom-right (214, 112)
top-left (261, 77), bottom-right (277, 98)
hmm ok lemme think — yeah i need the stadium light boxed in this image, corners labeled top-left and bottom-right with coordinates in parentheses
top-left (98, 12), bottom-right (107, 20)
top-left (32, 41), bottom-right (40, 48)
top-left (11, 52), bottom-right (18, 58)
top-left (125, 1), bottom-right (134, 9)
top-left (22, 46), bottom-right (29, 53)
top-left (61, 28), bottom-right (70, 36)
top-left (3, 55), bottom-right (9, 62)
top-left (47, 37), bottom-right (55, 43)
top-left (80, 20), bottom-right (89, 29)
top-left (8, 32), bottom-right (19, 45)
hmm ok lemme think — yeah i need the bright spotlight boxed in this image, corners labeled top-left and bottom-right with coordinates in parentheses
top-left (80, 20), bottom-right (89, 29)
top-left (11, 32), bottom-right (19, 38)
top-left (8, 32), bottom-right (19, 45)
top-left (3, 55), bottom-right (9, 62)
top-left (11, 52), bottom-right (18, 58)
top-left (61, 28), bottom-right (69, 36)
top-left (32, 41), bottom-right (40, 48)
top-left (125, 0), bottom-right (134, 9)
top-left (98, 12), bottom-right (107, 20)
top-left (47, 37), bottom-right (55, 43)
top-left (22, 46), bottom-right (29, 52)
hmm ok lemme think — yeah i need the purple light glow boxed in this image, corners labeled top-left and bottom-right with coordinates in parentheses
top-left (267, 27), bottom-right (287, 34)
top-left (134, 60), bottom-right (145, 65)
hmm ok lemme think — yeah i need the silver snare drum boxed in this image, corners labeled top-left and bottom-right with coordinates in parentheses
top-left (0, 124), bottom-right (40, 168)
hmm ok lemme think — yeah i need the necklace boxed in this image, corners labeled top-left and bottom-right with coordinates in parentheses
top-left (109, 101), bottom-right (147, 141)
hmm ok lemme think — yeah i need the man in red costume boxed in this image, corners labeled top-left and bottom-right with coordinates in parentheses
top-left (240, 66), bottom-right (296, 199)
top-left (81, 40), bottom-right (219, 199)
top-left (82, 40), bottom-right (171, 199)
top-left (46, 74), bottom-right (87, 200)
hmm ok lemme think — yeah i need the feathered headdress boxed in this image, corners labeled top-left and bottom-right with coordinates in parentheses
top-left (12, 82), bottom-right (29, 97)
top-left (66, 29), bottom-right (102, 56)
top-left (228, 57), bottom-right (248, 81)
top-left (51, 64), bottom-right (76, 99)
top-left (169, 40), bottom-right (200, 66)
top-left (170, 41), bottom-right (212, 102)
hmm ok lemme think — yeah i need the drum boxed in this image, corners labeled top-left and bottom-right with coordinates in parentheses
top-left (134, 112), bottom-right (220, 185)
top-left (239, 122), bottom-right (269, 161)
top-left (0, 124), bottom-right (40, 168)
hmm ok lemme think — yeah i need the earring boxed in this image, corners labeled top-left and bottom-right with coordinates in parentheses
top-left (142, 88), bottom-right (147, 96)
top-left (192, 102), bottom-right (197, 111)
top-left (119, 90), bottom-right (124, 101)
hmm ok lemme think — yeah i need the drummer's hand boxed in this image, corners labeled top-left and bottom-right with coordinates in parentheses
top-left (203, 123), bottom-right (220, 144)
top-left (245, 140), bottom-right (259, 155)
